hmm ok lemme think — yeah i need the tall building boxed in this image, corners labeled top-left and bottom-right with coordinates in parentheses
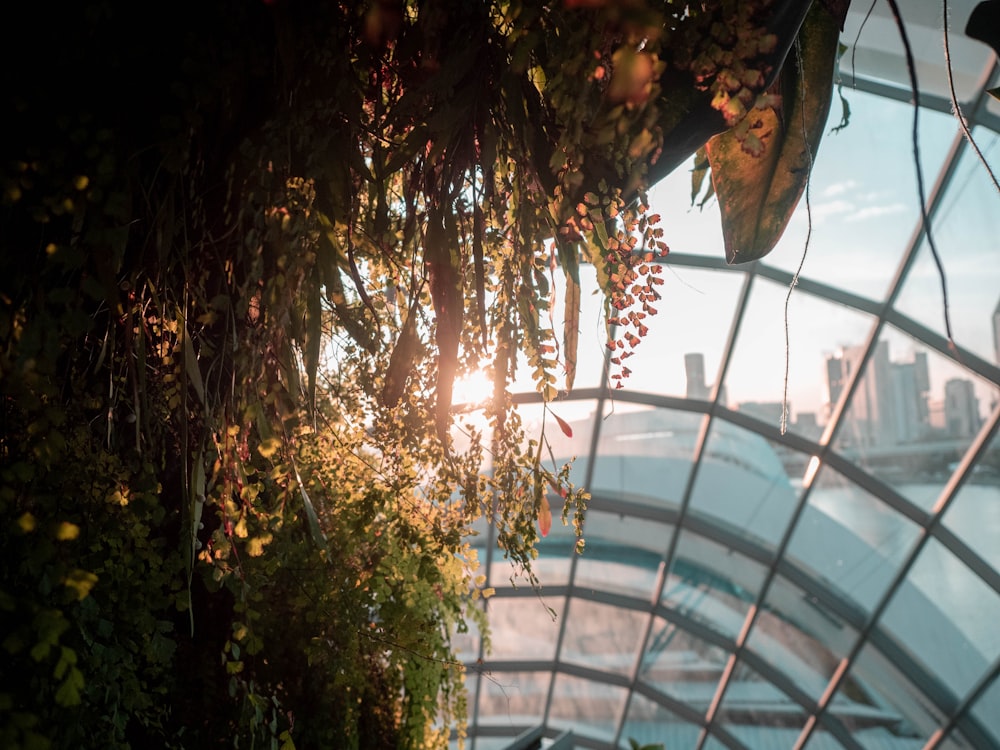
top-left (684, 352), bottom-right (709, 400)
top-left (944, 378), bottom-right (981, 438)
top-left (826, 342), bottom-right (930, 447)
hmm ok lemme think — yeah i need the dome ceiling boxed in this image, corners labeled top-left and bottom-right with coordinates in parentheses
top-left (458, 2), bottom-right (1000, 748)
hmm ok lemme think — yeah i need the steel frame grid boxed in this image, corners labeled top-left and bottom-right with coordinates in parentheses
top-left (462, 47), bottom-right (1000, 750)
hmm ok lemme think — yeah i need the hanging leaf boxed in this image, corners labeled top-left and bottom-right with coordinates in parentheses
top-left (706, 2), bottom-right (841, 263)
top-left (181, 318), bottom-right (206, 406)
top-left (380, 301), bottom-right (420, 408)
top-left (303, 278), bottom-right (322, 413)
top-left (690, 147), bottom-right (711, 206)
top-left (291, 456), bottom-right (327, 550)
top-left (966, 0), bottom-right (1000, 57)
top-left (537, 493), bottom-right (552, 538)
top-left (473, 201), bottom-right (488, 352)
top-left (552, 411), bottom-right (573, 439)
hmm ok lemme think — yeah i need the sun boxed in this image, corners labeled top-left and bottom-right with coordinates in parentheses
top-left (451, 368), bottom-right (495, 408)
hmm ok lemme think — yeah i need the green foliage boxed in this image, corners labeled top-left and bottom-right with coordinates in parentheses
top-left (1, 0), bottom-right (840, 747)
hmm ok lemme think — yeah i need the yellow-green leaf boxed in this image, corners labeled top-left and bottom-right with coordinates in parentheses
top-left (64, 569), bottom-right (99, 601)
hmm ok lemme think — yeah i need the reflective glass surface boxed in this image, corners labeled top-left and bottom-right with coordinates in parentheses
top-left (971, 673), bottom-right (1000, 744)
top-left (787, 464), bottom-right (921, 614)
top-left (574, 509), bottom-right (670, 598)
top-left (588, 405), bottom-right (702, 507)
top-left (638, 615), bottom-right (728, 707)
top-left (548, 675), bottom-right (629, 741)
top-left (663, 531), bottom-right (767, 642)
top-left (559, 599), bottom-right (647, 677)
top-left (687, 417), bottom-right (799, 547)
top-left (881, 536), bottom-right (1000, 698)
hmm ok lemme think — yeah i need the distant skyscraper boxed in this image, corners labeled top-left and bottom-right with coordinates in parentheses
top-left (944, 379), bottom-right (981, 438)
top-left (684, 353), bottom-right (710, 400)
top-left (826, 354), bottom-right (848, 407)
top-left (826, 342), bottom-right (930, 446)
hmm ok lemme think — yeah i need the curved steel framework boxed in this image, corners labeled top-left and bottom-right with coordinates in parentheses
top-left (462, 12), bottom-right (1000, 750)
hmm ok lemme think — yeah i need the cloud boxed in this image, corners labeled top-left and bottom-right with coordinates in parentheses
top-left (845, 203), bottom-right (908, 222)
top-left (822, 179), bottom-right (859, 198)
top-left (811, 198), bottom-right (855, 221)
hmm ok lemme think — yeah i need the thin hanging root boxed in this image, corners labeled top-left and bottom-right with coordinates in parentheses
top-left (885, 0), bottom-right (956, 346)
top-left (943, 0), bottom-right (1000, 194)
top-left (781, 38), bottom-right (815, 436)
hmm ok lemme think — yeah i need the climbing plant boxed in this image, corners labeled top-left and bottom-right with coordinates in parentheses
top-left (0, 0), bottom-right (852, 747)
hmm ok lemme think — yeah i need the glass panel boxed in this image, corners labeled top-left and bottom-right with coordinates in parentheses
top-left (800, 726), bottom-right (850, 750)
top-left (787, 463), bottom-right (921, 614)
top-left (716, 659), bottom-right (806, 730)
top-left (647, 157), bottom-right (726, 258)
top-left (746, 576), bottom-right (858, 703)
top-left (881, 536), bottom-right (1000, 698)
top-left (484, 595), bottom-right (563, 662)
top-left (559, 599), bottom-right (647, 677)
top-left (725, 277), bottom-right (876, 438)
top-left (617, 268), bottom-right (746, 399)
top-left (620, 691), bottom-right (704, 750)
top-left (757, 91), bottom-right (957, 300)
top-left (467, 740), bottom-right (518, 750)
top-left (637, 615), bottom-right (728, 708)
top-left (832, 325), bottom-right (992, 511)
top-left (936, 728), bottom-right (978, 750)
top-left (942, 431), bottom-right (1000, 576)
top-left (665, 530), bottom-right (767, 642)
top-left (687, 417), bottom-right (799, 547)
top-left (842, 643), bottom-right (943, 748)
top-left (894, 128), bottom-right (1000, 365)
top-left (589, 405), bottom-right (701, 508)
top-left (575, 509), bottom-right (670, 599)
top-left (547, 673), bottom-right (627, 743)
top-left (702, 736), bottom-right (730, 750)
top-left (970, 671), bottom-right (1000, 744)
top-left (475, 669), bottom-right (550, 725)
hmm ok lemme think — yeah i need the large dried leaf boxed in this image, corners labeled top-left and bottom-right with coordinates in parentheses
top-left (967, 0), bottom-right (1000, 57)
top-left (706, 2), bottom-right (841, 263)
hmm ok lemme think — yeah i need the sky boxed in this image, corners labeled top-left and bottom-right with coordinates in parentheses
top-left (542, 86), bottom-right (1000, 426)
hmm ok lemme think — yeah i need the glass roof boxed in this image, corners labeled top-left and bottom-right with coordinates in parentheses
top-left (458, 2), bottom-right (1000, 748)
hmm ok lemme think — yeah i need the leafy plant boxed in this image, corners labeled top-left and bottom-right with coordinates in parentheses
top-left (0, 0), bottom-right (851, 747)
